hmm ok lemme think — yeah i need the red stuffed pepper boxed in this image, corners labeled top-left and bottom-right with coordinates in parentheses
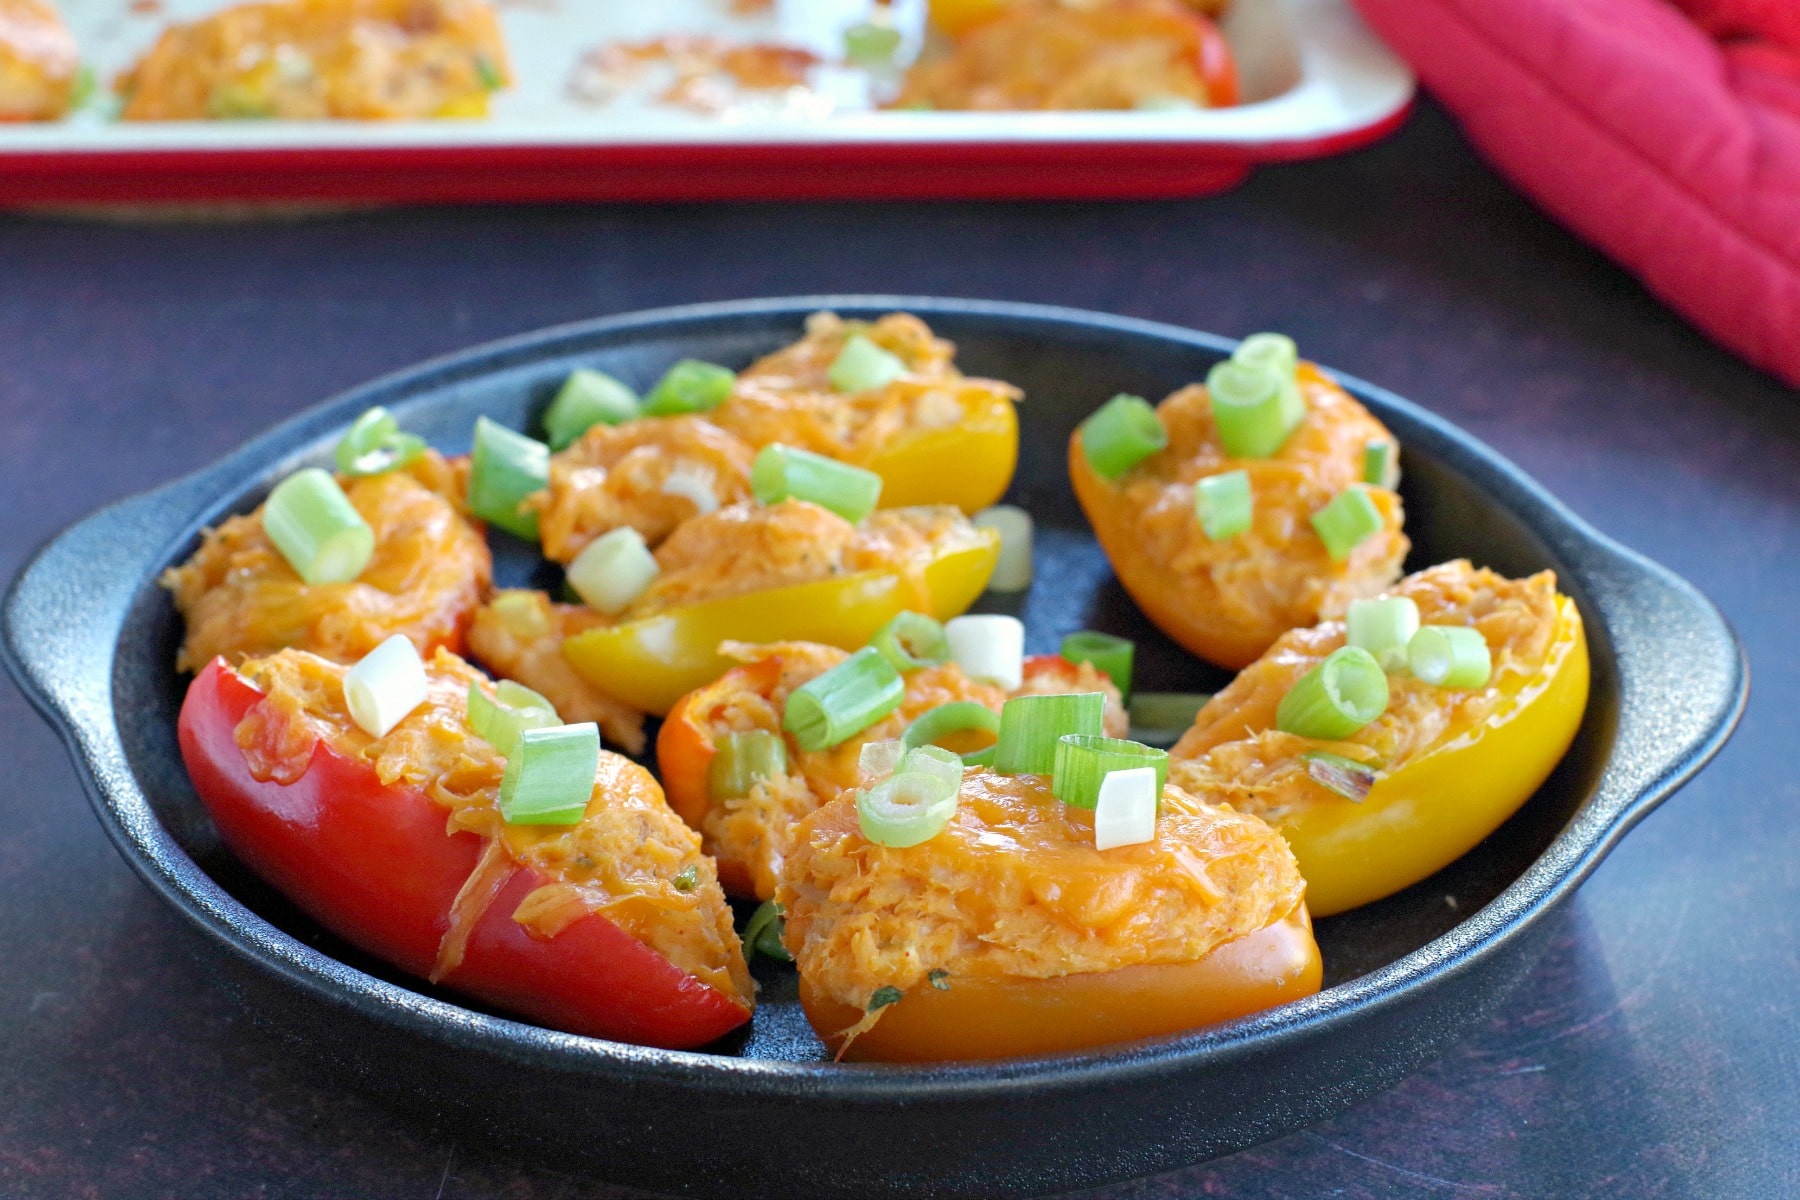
top-left (178, 647), bottom-right (752, 1048)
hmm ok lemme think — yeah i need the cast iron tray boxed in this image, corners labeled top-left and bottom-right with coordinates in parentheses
top-left (1, 297), bottom-right (1746, 1199)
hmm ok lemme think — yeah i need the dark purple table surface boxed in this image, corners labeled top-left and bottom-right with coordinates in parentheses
top-left (2, 100), bottom-right (1795, 1200)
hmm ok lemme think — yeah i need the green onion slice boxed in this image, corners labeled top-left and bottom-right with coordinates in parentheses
top-left (1092, 765), bottom-right (1161, 850)
top-left (973, 505), bottom-right (1033, 593)
top-left (1276, 646), bottom-right (1389, 739)
top-left (869, 611), bottom-right (949, 673)
top-left (468, 416), bottom-right (549, 541)
top-left (1310, 484), bottom-right (1384, 562)
top-left (902, 701), bottom-right (1001, 767)
top-left (566, 526), bottom-right (660, 616)
top-left (708, 729), bottom-right (789, 800)
top-left (1408, 625), bottom-right (1493, 689)
top-left (263, 468), bottom-right (376, 585)
top-left (672, 864), bottom-right (699, 892)
top-left (751, 444), bottom-right (884, 523)
top-left (1206, 359), bottom-right (1305, 459)
top-left (1363, 438), bottom-right (1400, 489)
top-left (843, 22), bottom-right (903, 68)
top-left (1126, 691), bottom-right (1212, 746)
top-left (1231, 332), bottom-right (1299, 377)
top-left (858, 738), bottom-right (904, 780)
top-left (783, 646), bottom-right (904, 752)
top-left (335, 407), bottom-right (426, 477)
top-left (466, 678), bottom-right (561, 757)
top-left (498, 722), bottom-right (600, 826)
top-left (944, 613), bottom-right (1024, 690)
top-left (1059, 630), bottom-right (1135, 699)
top-left (1345, 596), bottom-right (1421, 672)
top-left (342, 634), bottom-right (429, 738)
top-left (545, 368), bottom-right (639, 450)
top-left (1194, 469), bottom-right (1253, 540)
top-left (642, 359), bottom-right (736, 417)
top-left (994, 692), bottom-right (1106, 776)
top-left (868, 985), bottom-right (904, 1011)
top-left (743, 900), bottom-right (792, 963)
top-left (856, 769), bottom-right (959, 848)
top-left (902, 744), bottom-right (965, 790)
top-left (1079, 394), bottom-right (1167, 480)
top-left (928, 968), bottom-right (951, 990)
top-left (1052, 734), bottom-right (1168, 810)
top-left (828, 333), bottom-right (907, 393)
top-left (1301, 750), bottom-right (1378, 802)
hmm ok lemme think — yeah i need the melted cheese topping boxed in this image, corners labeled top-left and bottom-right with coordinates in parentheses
top-left (628, 499), bottom-right (989, 618)
top-left (232, 647), bottom-right (751, 1004)
top-left (465, 589), bottom-right (647, 754)
top-left (1111, 366), bottom-right (1409, 636)
top-left (0, 0), bottom-right (76, 120)
top-left (533, 415), bottom-right (757, 563)
top-left (118, 0), bottom-right (508, 120)
top-left (900, 0), bottom-right (1223, 111)
top-left (777, 768), bottom-right (1305, 1010)
top-left (1169, 561), bottom-right (1561, 825)
top-left (710, 311), bottom-right (1020, 467)
top-left (162, 457), bottom-right (490, 673)
top-left (683, 641), bottom-right (1129, 898)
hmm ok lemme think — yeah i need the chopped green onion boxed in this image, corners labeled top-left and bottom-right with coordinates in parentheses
top-left (902, 744), bottom-right (965, 790)
top-left (1051, 734), bottom-right (1168, 809)
top-left (828, 333), bottom-right (907, 392)
top-left (743, 900), bottom-right (791, 963)
top-left (928, 968), bottom-right (951, 990)
top-left (973, 505), bottom-right (1033, 593)
top-left (672, 864), bottom-right (699, 892)
top-left (994, 692), bottom-right (1106, 776)
top-left (467, 417), bottom-right (548, 541)
top-left (660, 461), bottom-right (721, 515)
top-left (783, 646), bottom-right (904, 752)
top-left (545, 368), bottom-right (639, 450)
top-left (1206, 359), bottom-right (1305, 459)
top-left (474, 52), bottom-right (504, 91)
top-left (869, 610), bottom-right (950, 673)
top-left (843, 22), bottom-right (903, 68)
top-left (1310, 484), bottom-right (1384, 562)
top-left (1232, 332), bottom-right (1299, 377)
top-left (335, 406), bottom-right (426, 477)
top-left (466, 678), bottom-right (561, 757)
top-left (1194, 469), bottom-right (1253, 540)
top-left (1276, 646), bottom-right (1389, 739)
top-left (1092, 765), bottom-right (1161, 850)
top-left (1408, 625), bottom-right (1493, 689)
top-left (708, 729), bottom-right (788, 800)
top-left (1059, 631), bottom-right (1135, 699)
top-left (1301, 750), bottom-right (1378, 802)
top-left (1346, 596), bottom-right (1420, 671)
top-left (342, 634), bottom-right (429, 738)
top-left (566, 526), bottom-right (660, 616)
top-left (498, 722), bottom-right (599, 826)
top-left (751, 444), bottom-right (883, 523)
top-left (945, 614), bottom-right (1024, 691)
top-left (1079, 394), bottom-right (1167, 480)
top-left (1363, 438), bottom-right (1400, 489)
top-left (859, 738), bottom-right (904, 780)
top-left (856, 769), bottom-right (959, 848)
top-left (1127, 691), bottom-right (1212, 745)
top-left (263, 468), bottom-right (376, 585)
top-left (902, 702), bottom-right (1000, 766)
top-left (868, 985), bottom-right (904, 1011)
top-left (642, 359), bottom-right (735, 417)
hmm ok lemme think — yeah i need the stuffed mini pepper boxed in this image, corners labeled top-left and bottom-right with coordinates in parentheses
top-left (179, 641), bottom-right (752, 1047)
top-left (778, 690), bottom-right (1319, 1061)
top-left (1168, 559), bottom-right (1590, 915)
top-left (1070, 333), bottom-right (1409, 669)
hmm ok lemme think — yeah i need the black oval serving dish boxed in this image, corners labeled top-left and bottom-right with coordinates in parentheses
top-left (2, 298), bottom-right (1744, 1200)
